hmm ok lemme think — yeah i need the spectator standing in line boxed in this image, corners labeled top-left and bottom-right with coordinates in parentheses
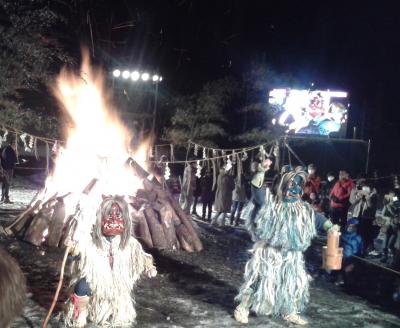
top-left (379, 190), bottom-right (400, 264)
top-left (179, 161), bottom-right (197, 214)
top-left (349, 178), bottom-right (378, 252)
top-left (212, 165), bottom-right (235, 227)
top-left (191, 176), bottom-right (201, 216)
top-left (0, 143), bottom-right (18, 204)
top-left (329, 170), bottom-right (354, 230)
top-left (230, 174), bottom-right (247, 226)
top-left (320, 172), bottom-right (336, 216)
top-left (303, 163), bottom-right (321, 202)
top-left (200, 169), bottom-right (214, 221)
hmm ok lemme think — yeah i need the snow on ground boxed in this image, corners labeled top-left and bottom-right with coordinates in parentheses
top-left (1, 177), bottom-right (400, 328)
top-left (0, 176), bottom-right (39, 212)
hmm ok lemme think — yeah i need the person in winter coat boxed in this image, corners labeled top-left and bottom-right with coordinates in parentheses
top-left (0, 143), bottom-right (18, 204)
top-left (249, 157), bottom-right (273, 225)
top-left (230, 175), bottom-right (247, 226)
top-left (329, 170), bottom-right (354, 230)
top-left (341, 218), bottom-right (364, 259)
top-left (179, 162), bottom-right (197, 214)
top-left (349, 179), bottom-right (378, 252)
top-left (378, 190), bottom-right (400, 264)
top-left (200, 169), bottom-right (214, 221)
top-left (303, 163), bottom-right (321, 202)
top-left (335, 218), bottom-right (364, 285)
top-left (212, 166), bottom-right (235, 226)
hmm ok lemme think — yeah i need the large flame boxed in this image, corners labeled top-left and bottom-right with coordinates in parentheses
top-left (43, 52), bottom-right (148, 215)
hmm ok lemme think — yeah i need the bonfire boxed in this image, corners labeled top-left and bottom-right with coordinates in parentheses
top-left (5, 52), bottom-right (202, 253)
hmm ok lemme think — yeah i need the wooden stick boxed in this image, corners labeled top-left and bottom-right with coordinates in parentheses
top-left (41, 245), bottom-right (71, 328)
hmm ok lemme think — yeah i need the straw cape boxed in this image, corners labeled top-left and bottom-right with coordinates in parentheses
top-left (236, 168), bottom-right (316, 323)
top-left (64, 196), bottom-right (155, 327)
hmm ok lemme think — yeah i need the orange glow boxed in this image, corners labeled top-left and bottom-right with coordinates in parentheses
top-left (43, 50), bottom-right (149, 216)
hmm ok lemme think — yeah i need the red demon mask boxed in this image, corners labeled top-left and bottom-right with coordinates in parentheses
top-left (101, 203), bottom-right (125, 236)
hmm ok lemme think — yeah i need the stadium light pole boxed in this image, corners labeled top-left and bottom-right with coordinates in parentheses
top-left (112, 69), bottom-right (163, 136)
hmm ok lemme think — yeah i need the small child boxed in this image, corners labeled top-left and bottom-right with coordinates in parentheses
top-left (335, 218), bottom-right (363, 285)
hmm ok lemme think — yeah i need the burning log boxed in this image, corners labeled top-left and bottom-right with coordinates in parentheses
top-left (144, 180), bottom-right (203, 252)
top-left (46, 198), bottom-right (66, 247)
top-left (5, 199), bottom-right (42, 237)
top-left (7, 157), bottom-right (202, 254)
top-left (126, 157), bottom-right (203, 252)
top-left (143, 208), bottom-right (168, 249)
top-left (140, 175), bottom-right (203, 252)
top-left (157, 198), bottom-right (180, 250)
top-left (5, 192), bottom-right (59, 236)
top-left (82, 178), bottom-right (98, 195)
top-left (59, 215), bottom-right (78, 250)
top-left (175, 224), bottom-right (194, 253)
top-left (24, 204), bottom-right (54, 247)
top-left (131, 210), bottom-right (153, 248)
top-left (4, 190), bottom-right (45, 236)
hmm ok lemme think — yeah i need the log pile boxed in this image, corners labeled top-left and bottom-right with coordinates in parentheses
top-left (5, 158), bottom-right (203, 252)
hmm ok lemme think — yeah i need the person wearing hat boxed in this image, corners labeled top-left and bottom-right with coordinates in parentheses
top-left (335, 218), bottom-right (364, 285)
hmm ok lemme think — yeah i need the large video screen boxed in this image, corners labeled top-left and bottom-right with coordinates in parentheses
top-left (269, 88), bottom-right (349, 136)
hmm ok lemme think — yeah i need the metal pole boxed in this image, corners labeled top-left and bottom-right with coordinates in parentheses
top-left (365, 139), bottom-right (371, 176)
top-left (151, 82), bottom-right (159, 136)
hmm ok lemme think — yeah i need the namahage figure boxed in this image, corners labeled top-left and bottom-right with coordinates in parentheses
top-left (64, 195), bottom-right (157, 327)
top-left (234, 166), bottom-right (337, 325)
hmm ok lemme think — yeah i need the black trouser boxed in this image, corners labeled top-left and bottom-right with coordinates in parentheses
top-left (359, 218), bottom-right (379, 252)
top-left (329, 207), bottom-right (348, 230)
top-left (1, 169), bottom-right (13, 200)
top-left (192, 196), bottom-right (199, 214)
top-left (384, 225), bottom-right (398, 256)
top-left (230, 201), bottom-right (244, 224)
top-left (202, 200), bottom-right (212, 220)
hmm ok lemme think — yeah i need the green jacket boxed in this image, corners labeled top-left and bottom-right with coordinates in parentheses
top-left (251, 164), bottom-right (267, 188)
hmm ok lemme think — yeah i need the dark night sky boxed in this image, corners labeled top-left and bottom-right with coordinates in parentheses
top-left (82, 0), bottom-right (400, 170)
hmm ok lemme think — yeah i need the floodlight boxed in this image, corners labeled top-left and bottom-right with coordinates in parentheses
top-left (113, 69), bottom-right (121, 77)
top-left (152, 74), bottom-right (159, 82)
top-left (141, 73), bottom-right (150, 81)
top-left (122, 70), bottom-right (130, 79)
top-left (131, 71), bottom-right (140, 81)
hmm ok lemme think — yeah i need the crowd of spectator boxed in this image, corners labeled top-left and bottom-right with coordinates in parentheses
top-left (177, 156), bottom-right (400, 277)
